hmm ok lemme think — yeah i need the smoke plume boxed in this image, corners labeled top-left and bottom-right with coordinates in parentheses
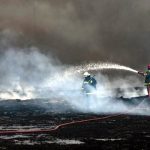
top-left (0, 0), bottom-right (149, 115)
top-left (0, 0), bottom-right (150, 68)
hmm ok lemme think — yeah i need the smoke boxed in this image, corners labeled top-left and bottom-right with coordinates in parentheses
top-left (0, 0), bottom-right (150, 67)
top-left (0, 0), bottom-right (149, 114)
top-left (0, 48), bottom-right (62, 99)
top-left (0, 47), bottom-right (148, 115)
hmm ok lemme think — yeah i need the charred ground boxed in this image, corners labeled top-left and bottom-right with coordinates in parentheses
top-left (0, 97), bottom-right (149, 150)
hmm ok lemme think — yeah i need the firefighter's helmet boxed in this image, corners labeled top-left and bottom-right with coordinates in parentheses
top-left (83, 72), bottom-right (91, 77)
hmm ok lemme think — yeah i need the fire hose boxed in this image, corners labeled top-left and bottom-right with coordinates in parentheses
top-left (0, 114), bottom-right (122, 135)
top-left (0, 107), bottom-right (149, 135)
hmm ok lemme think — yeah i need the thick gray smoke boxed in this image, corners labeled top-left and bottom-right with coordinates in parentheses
top-left (0, 0), bottom-right (149, 115)
top-left (0, 0), bottom-right (150, 68)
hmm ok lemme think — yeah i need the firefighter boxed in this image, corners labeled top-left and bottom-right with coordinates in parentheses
top-left (82, 72), bottom-right (97, 94)
top-left (138, 64), bottom-right (150, 97)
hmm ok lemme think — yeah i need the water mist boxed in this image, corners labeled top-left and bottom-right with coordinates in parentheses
top-left (0, 48), bottom-right (148, 115)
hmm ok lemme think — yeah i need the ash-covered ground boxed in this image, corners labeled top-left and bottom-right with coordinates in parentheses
top-left (0, 96), bottom-right (149, 150)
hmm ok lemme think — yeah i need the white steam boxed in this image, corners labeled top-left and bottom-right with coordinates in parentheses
top-left (0, 48), bottom-right (148, 115)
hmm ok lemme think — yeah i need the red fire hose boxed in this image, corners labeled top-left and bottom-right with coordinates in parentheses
top-left (0, 114), bottom-right (122, 135)
top-left (0, 106), bottom-right (148, 135)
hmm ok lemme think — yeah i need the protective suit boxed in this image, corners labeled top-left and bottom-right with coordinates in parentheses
top-left (82, 72), bottom-right (97, 94)
top-left (138, 64), bottom-right (150, 97)
top-left (145, 70), bottom-right (150, 85)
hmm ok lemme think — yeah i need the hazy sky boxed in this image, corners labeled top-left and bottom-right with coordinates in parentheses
top-left (0, 0), bottom-right (150, 69)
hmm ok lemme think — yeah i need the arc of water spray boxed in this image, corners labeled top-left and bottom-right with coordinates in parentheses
top-left (65, 62), bottom-right (138, 76)
top-left (4, 62), bottom-right (138, 99)
top-left (47, 62), bottom-right (138, 90)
